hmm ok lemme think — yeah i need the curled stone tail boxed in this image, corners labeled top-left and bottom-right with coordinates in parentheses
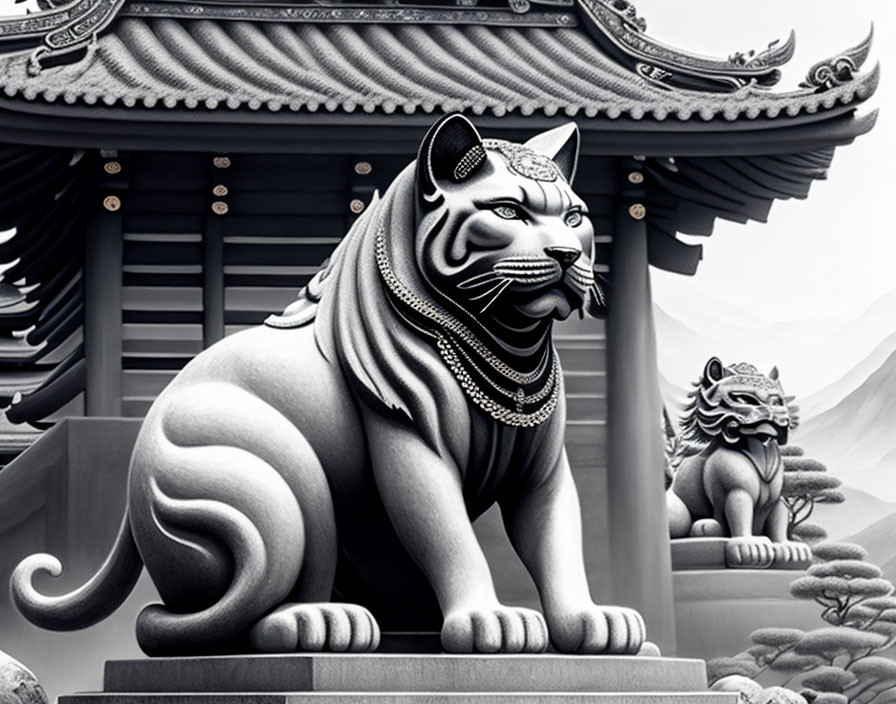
top-left (11, 516), bottom-right (143, 631)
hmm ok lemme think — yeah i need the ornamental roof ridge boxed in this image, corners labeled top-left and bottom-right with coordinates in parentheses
top-left (576, 0), bottom-right (796, 92)
top-left (0, 0), bottom-right (878, 122)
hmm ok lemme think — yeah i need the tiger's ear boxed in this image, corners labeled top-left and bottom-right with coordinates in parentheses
top-left (417, 114), bottom-right (486, 201)
top-left (769, 366), bottom-right (780, 381)
top-left (524, 122), bottom-right (580, 184)
top-left (702, 357), bottom-right (724, 388)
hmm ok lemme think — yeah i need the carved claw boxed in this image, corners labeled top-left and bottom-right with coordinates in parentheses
top-left (549, 605), bottom-right (645, 655)
top-left (249, 603), bottom-right (381, 652)
top-left (441, 606), bottom-right (548, 654)
top-left (771, 541), bottom-right (813, 568)
top-left (725, 537), bottom-right (775, 569)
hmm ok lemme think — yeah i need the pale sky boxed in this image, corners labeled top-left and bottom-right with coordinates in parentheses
top-left (642, 0), bottom-right (894, 324)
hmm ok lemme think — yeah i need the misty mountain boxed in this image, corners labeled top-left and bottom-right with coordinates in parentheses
top-left (842, 511), bottom-right (896, 585)
top-left (799, 330), bottom-right (896, 420)
top-left (797, 346), bottom-right (896, 500)
top-left (812, 485), bottom-right (896, 541)
top-left (659, 368), bottom-right (690, 419)
top-left (655, 288), bottom-right (896, 404)
top-left (654, 301), bottom-right (844, 402)
top-left (656, 291), bottom-right (768, 332)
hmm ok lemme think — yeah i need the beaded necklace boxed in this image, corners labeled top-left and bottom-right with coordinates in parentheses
top-left (375, 224), bottom-right (560, 428)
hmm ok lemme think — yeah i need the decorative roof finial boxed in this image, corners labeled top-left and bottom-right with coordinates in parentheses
top-left (800, 26), bottom-right (874, 92)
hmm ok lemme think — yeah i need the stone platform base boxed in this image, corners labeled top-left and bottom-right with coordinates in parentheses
top-left (58, 654), bottom-right (736, 704)
top-left (671, 538), bottom-right (811, 571)
top-left (674, 569), bottom-right (820, 660)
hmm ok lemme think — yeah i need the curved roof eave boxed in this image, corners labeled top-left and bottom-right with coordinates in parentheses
top-left (0, 86), bottom-right (877, 156)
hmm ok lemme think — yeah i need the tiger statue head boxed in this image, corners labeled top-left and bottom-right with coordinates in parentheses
top-left (269, 114), bottom-right (605, 442)
top-left (413, 116), bottom-right (604, 330)
top-left (680, 357), bottom-right (799, 448)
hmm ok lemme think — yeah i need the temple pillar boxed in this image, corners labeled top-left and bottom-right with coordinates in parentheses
top-left (84, 160), bottom-right (124, 417)
top-left (605, 157), bottom-right (676, 653)
top-left (203, 156), bottom-right (228, 347)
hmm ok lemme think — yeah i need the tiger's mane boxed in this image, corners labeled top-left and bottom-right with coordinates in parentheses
top-left (266, 165), bottom-right (468, 459)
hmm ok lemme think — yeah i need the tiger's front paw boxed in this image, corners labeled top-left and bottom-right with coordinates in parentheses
top-left (725, 536), bottom-right (774, 569)
top-left (549, 605), bottom-right (645, 654)
top-left (772, 540), bottom-right (812, 567)
top-left (441, 605), bottom-right (548, 653)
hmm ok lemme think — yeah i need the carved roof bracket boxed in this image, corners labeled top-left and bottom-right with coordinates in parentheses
top-left (800, 26), bottom-right (874, 92)
top-left (0, 0), bottom-right (124, 74)
top-left (576, 0), bottom-right (795, 92)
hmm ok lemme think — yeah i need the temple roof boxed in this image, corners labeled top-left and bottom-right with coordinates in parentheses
top-left (0, 0), bottom-right (879, 135)
top-left (0, 17), bottom-right (878, 121)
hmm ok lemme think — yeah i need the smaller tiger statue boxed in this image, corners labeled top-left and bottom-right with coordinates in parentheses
top-left (666, 357), bottom-right (812, 568)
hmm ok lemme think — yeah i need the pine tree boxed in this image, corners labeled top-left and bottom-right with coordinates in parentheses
top-left (708, 543), bottom-right (896, 704)
top-left (780, 445), bottom-right (845, 543)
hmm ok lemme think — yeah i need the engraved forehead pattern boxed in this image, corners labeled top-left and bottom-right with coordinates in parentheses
top-left (726, 375), bottom-right (782, 392)
top-left (483, 139), bottom-right (560, 182)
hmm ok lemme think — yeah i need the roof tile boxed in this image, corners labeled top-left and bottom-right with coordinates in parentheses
top-left (0, 18), bottom-right (879, 120)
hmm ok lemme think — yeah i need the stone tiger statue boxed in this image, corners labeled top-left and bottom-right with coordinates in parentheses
top-left (666, 358), bottom-right (812, 568)
top-left (12, 115), bottom-right (645, 656)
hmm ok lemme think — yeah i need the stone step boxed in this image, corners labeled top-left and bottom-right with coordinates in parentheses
top-left (63, 694), bottom-right (737, 704)
top-left (101, 654), bottom-right (711, 695)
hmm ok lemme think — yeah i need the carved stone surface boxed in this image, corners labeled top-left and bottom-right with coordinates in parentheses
top-left (673, 569), bottom-right (819, 660)
top-left (666, 358), bottom-right (812, 570)
top-left (671, 538), bottom-right (810, 572)
top-left (0, 649), bottom-right (48, 704)
top-left (49, 653), bottom-right (739, 704)
top-left (100, 653), bottom-right (708, 693)
top-left (11, 115), bottom-right (643, 657)
top-left (61, 693), bottom-right (738, 703)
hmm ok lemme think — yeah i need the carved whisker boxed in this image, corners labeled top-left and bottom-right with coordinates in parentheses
top-left (568, 272), bottom-right (594, 290)
top-left (458, 271), bottom-right (504, 290)
top-left (469, 278), bottom-right (512, 302)
top-left (480, 279), bottom-right (512, 313)
top-left (494, 264), bottom-right (558, 276)
top-left (459, 276), bottom-right (504, 291)
top-left (506, 274), bottom-right (560, 286)
top-left (589, 282), bottom-right (607, 308)
top-left (567, 266), bottom-right (594, 284)
top-left (568, 266), bottom-right (594, 281)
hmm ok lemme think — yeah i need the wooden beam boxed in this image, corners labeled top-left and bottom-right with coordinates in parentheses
top-left (84, 171), bottom-right (123, 416)
top-left (605, 157), bottom-right (676, 654)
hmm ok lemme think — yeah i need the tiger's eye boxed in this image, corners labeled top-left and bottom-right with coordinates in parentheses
top-left (493, 205), bottom-right (521, 220)
top-left (564, 210), bottom-right (583, 227)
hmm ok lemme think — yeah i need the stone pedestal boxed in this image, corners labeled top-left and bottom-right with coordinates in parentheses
top-left (58, 654), bottom-right (737, 703)
top-left (671, 539), bottom-right (811, 571)
top-left (674, 570), bottom-right (820, 660)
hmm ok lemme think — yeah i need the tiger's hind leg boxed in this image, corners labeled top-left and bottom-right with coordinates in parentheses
top-left (666, 489), bottom-right (693, 539)
top-left (250, 603), bottom-right (380, 652)
top-left (690, 519), bottom-right (724, 537)
top-left (132, 442), bottom-right (307, 655)
top-left (130, 383), bottom-right (362, 654)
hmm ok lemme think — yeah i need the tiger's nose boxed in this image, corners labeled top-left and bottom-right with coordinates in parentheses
top-left (544, 246), bottom-right (581, 270)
